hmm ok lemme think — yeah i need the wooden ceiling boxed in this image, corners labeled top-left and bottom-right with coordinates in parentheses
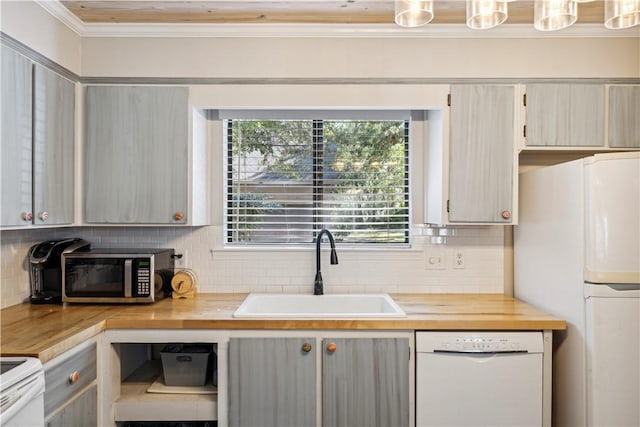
top-left (60, 1), bottom-right (606, 25)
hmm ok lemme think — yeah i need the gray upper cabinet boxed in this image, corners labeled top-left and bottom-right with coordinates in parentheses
top-left (525, 84), bottom-right (605, 147)
top-left (448, 85), bottom-right (515, 223)
top-left (1, 45), bottom-right (33, 227)
top-left (322, 338), bottom-right (409, 427)
top-left (229, 337), bottom-right (316, 427)
top-left (84, 86), bottom-right (189, 224)
top-left (1, 46), bottom-right (74, 228)
top-left (33, 64), bottom-right (75, 226)
top-left (608, 85), bottom-right (640, 148)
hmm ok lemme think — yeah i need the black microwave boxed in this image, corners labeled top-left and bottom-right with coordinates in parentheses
top-left (62, 248), bottom-right (174, 303)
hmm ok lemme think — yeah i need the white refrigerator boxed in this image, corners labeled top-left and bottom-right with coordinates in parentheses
top-left (515, 152), bottom-right (640, 427)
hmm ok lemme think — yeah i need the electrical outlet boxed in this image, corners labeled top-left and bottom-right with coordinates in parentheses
top-left (454, 251), bottom-right (465, 269)
top-left (174, 249), bottom-right (188, 268)
top-left (425, 248), bottom-right (445, 270)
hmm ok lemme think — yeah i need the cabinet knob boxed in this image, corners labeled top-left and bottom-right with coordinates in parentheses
top-left (501, 210), bottom-right (511, 220)
top-left (21, 212), bottom-right (33, 222)
top-left (173, 211), bottom-right (184, 221)
top-left (68, 371), bottom-right (80, 384)
top-left (302, 342), bottom-right (312, 353)
top-left (326, 342), bottom-right (337, 353)
top-left (39, 211), bottom-right (49, 222)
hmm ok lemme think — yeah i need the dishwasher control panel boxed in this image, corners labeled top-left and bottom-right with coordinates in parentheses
top-left (416, 332), bottom-right (544, 353)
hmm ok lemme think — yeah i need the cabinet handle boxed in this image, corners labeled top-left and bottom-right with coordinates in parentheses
top-left (21, 212), bottom-right (33, 222)
top-left (68, 371), bottom-right (80, 384)
top-left (173, 211), bottom-right (184, 221)
top-left (39, 211), bottom-right (49, 222)
top-left (326, 342), bottom-right (337, 353)
top-left (501, 210), bottom-right (511, 220)
top-left (302, 342), bottom-right (312, 353)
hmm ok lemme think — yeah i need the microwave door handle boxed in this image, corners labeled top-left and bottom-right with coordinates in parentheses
top-left (124, 260), bottom-right (132, 298)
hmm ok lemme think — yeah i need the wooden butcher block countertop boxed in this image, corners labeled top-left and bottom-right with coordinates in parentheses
top-left (1, 293), bottom-right (565, 362)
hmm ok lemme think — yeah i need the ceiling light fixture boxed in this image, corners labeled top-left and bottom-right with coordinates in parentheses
top-left (534, 0), bottom-right (578, 31)
top-left (391, 0), bottom-right (638, 31)
top-left (394, 0), bottom-right (434, 27)
top-left (466, 0), bottom-right (509, 30)
top-left (605, 0), bottom-right (640, 29)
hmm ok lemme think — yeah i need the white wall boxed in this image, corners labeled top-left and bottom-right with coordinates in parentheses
top-left (0, 225), bottom-right (506, 308)
top-left (81, 36), bottom-right (639, 78)
top-left (0, 0), bottom-right (81, 74)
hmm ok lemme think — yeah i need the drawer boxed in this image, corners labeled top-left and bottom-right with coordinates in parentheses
top-left (44, 342), bottom-right (97, 416)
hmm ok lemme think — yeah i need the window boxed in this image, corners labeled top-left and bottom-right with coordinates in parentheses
top-left (224, 111), bottom-right (409, 246)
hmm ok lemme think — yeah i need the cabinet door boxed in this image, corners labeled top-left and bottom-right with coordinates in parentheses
top-left (33, 64), bottom-right (75, 225)
top-left (525, 84), bottom-right (605, 147)
top-left (45, 385), bottom-right (97, 427)
top-left (322, 338), bottom-right (409, 427)
top-left (229, 337), bottom-right (316, 427)
top-left (608, 85), bottom-right (640, 148)
top-left (449, 85), bottom-right (514, 223)
top-left (84, 86), bottom-right (189, 224)
top-left (1, 45), bottom-right (33, 227)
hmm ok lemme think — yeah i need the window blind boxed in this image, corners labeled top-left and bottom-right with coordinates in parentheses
top-left (225, 115), bottom-right (410, 245)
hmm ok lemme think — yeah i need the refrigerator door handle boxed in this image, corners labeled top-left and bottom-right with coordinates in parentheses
top-left (584, 283), bottom-right (640, 298)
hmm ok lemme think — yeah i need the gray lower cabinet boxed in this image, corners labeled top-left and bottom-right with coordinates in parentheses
top-left (46, 385), bottom-right (97, 427)
top-left (0, 45), bottom-right (75, 228)
top-left (229, 337), bottom-right (316, 427)
top-left (44, 341), bottom-right (98, 426)
top-left (448, 85), bottom-right (515, 223)
top-left (84, 85), bottom-right (189, 224)
top-left (322, 338), bottom-right (409, 427)
top-left (1, 45), bottom-right (33, 227)
top-left (525, 84), bottom-right (605, 147)
top-left (228, 336), bottom-right (409, 427)
top-left (608, 85), bottom-right (640, 148)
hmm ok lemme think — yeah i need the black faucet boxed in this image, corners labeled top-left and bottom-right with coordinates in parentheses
top-left (314, 229), bottom-right (339, 295)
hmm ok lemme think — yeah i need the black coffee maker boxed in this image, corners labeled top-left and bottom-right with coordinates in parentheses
top-left (29, 238), bottom-right (90, 304)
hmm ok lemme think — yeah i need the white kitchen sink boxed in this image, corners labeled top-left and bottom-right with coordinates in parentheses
top-left (233, 293), bottom-right (406, 318)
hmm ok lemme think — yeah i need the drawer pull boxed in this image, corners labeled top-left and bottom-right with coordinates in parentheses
top-left (302, 342), bottom-right (312, 353)
top-left (68, 371), bottom-right (80, 384)
top-left (326, 342), bottom-right (337, 353)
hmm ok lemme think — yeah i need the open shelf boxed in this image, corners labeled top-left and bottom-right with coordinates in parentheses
top-left (114, 360), bottom-right (217, 422)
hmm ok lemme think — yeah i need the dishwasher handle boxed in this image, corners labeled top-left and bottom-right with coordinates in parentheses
top-left (433, 350), bottom-right (529, 354)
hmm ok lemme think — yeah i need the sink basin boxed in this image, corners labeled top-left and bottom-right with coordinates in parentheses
top-left (233, 293), bottom-right (406, 318)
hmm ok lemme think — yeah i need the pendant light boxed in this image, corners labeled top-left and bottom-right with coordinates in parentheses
top-left (394, 0), bottom-right (434, 27)
top-left (534, 0), bottom-right (578, 31)
top-left (605, 0), bottom-right (640, 29)
top-left (466, 0), bottom-right (509, 30)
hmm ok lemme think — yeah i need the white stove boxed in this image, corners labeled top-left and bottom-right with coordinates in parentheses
top-left (0, 357), bottom-right (45, 427)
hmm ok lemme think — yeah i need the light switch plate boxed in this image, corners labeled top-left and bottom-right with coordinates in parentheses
top-left (425, 248), bottom-right (445, 270)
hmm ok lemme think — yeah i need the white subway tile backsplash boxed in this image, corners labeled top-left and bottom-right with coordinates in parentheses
top-left (1, 225), bottom-right (506, 308)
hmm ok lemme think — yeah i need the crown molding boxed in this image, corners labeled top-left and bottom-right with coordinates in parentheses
top-left (36, 0), bottom-right (640, 39)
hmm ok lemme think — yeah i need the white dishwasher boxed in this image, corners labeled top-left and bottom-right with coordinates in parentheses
top-left (416, 332), bottom-right (543, 427)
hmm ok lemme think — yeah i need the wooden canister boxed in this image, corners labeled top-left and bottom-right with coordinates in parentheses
top-left (171, 269), bottom-right (197, 299)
